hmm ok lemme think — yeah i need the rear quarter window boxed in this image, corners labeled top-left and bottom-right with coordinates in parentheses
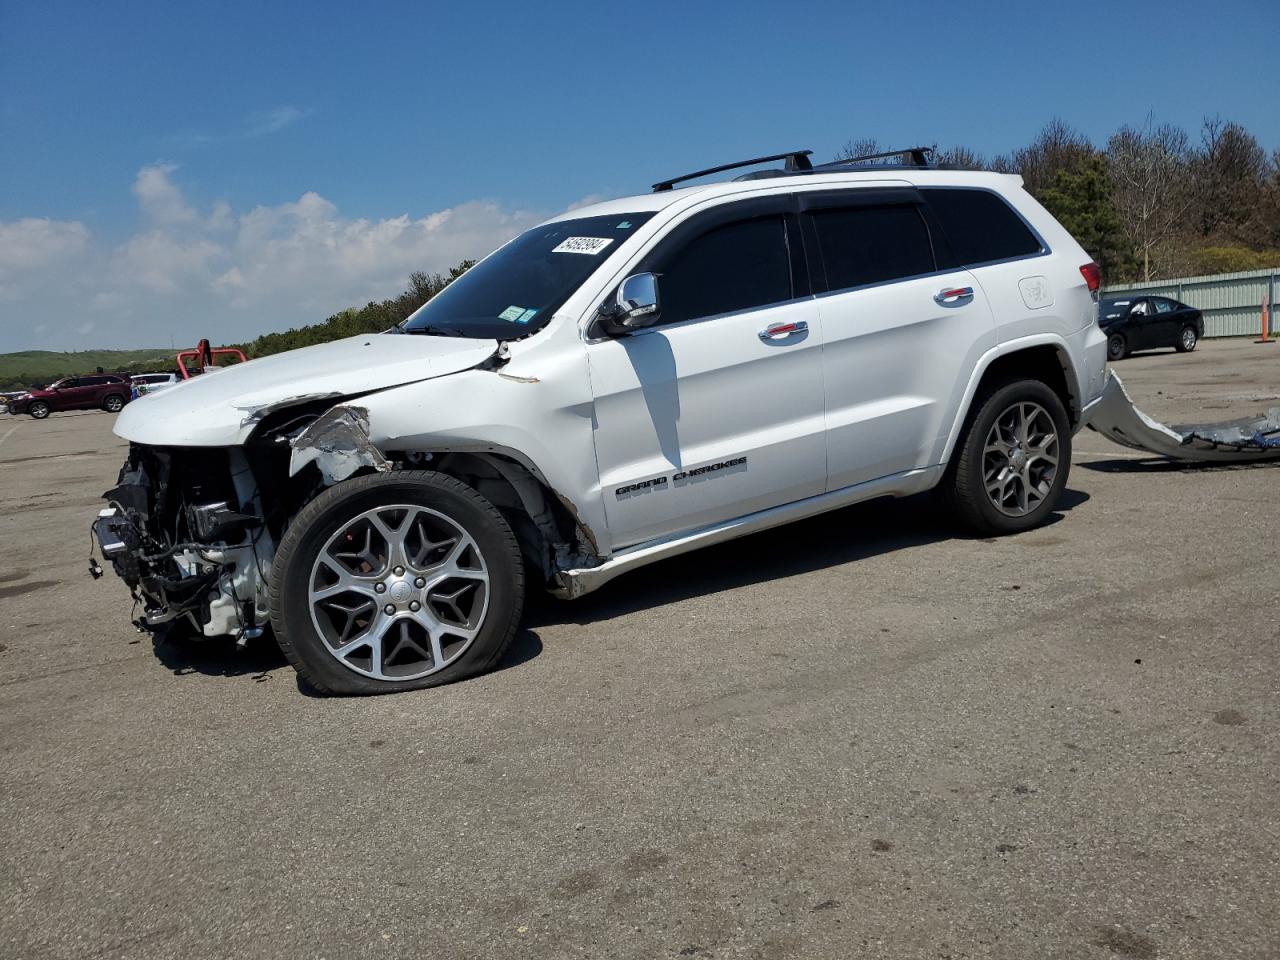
top-left (923, 188), bottom-right (1044, 267)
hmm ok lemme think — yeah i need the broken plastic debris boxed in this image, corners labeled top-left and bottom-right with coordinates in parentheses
top-left (1086, 371), bottom-right (1280, 462)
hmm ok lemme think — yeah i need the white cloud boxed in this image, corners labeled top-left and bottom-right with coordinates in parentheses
top-left (133, 163), bottom-right (198, 224)
top-left (164, 105), bottom-right (311, 148)
top-left (244, 106), bottom-right (308, 138)
top-left (0, 217), bottom-right (92, 304)
top-left (0, 165), bottom-right (549, 351)
top-left (0, 217), bottom-right (90, 273)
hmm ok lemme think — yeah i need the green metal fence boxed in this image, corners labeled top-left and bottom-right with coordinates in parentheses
top-left (1102, 267), bottom-right (1277, 338)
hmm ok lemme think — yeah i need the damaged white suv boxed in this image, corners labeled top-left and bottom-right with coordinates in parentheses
top-left (94, 148), bottom-right (1109, 695)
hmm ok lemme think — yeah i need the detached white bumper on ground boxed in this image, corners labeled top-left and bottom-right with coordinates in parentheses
top-left (1086, 370), bottom-right (1280, 462)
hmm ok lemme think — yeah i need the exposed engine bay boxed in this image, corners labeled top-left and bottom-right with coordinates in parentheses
top-left (91, 444), bottom-right (290, 640)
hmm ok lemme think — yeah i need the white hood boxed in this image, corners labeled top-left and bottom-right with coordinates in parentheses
top-left (114, 333), bottom-right (499, 446)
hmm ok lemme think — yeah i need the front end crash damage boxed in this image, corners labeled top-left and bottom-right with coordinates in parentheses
top-left (93, 445), bottom-right (278, 639)
top-left (287, 405), bottom-right (390, 484)
top-left (1086, 371), bottom-right (1280, 462)
top-left (93, 387), bottom-right (602, 639)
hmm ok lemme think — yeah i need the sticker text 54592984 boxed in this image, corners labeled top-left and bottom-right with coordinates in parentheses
top-left (552, 237), bottom-right (614, 255)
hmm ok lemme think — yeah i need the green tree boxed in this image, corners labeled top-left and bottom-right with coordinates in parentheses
top-left (245, 260), bottom-right (476, 358)
top-left (1038, 154), bottom-right (1136, 283)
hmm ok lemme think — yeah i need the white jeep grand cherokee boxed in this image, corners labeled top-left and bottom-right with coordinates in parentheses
top-left (94, 148), bottom-right (1109, 695)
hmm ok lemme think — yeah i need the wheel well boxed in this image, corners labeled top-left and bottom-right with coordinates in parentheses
top-left (973, 345), bottom-right (1078, 428)
top-left (389, 451), bottom-right (598, 584)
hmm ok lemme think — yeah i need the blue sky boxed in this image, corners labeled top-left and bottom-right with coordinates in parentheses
top-left (1, 0), bottom-right (1276, 352)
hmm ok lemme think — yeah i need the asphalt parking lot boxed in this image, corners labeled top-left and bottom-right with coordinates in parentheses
top-left (1, 339), bottom-right (1277, 960)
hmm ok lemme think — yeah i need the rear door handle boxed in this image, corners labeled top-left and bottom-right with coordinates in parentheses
top-left (759, 320), bottom-right (808, 341)
top-left (934, 286), bottom-right (974, 307)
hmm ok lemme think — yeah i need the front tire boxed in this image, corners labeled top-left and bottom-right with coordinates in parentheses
top-left (29, 401), bottom-right (50, 419)
top-left (270, 471), bottom-right (524, 696)
top-left (945, 379), bottom-right (1072, 536)
top-left (1175, 326), bottom-right (1198, 353)
top-left (1106, 332), bottom-right (1128, 361)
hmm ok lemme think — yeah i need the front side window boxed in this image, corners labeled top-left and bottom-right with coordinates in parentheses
top-left (401, 213), bottom-right (655, 339)
top-left (810, 205), bottom-right (935, 292)
top-left (655, 216), bottom-right (794, 325)
top-left (1154, 299), bottom-right (1174, 314)
top-left (923, 188), bottom-right (1044, 267)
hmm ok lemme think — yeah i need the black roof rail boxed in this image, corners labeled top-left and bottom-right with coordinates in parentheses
top-left (652, 150), bottom-right (813, 192)
top-left (821, 146), bottom-right (934, 169)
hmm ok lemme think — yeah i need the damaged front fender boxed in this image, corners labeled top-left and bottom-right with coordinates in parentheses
top-left (288, 405), bottom-right (391, 484)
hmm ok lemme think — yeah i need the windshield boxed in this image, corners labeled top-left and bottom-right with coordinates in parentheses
top-left (400, 212), bottom-right (655, 339)
top-left (1099, 299), bottom-right (1131, 319)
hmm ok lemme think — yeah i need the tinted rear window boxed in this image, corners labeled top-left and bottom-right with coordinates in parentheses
top-left (923, 188), bottom-right (1044, 266)
top-left (810, 205), bottom-right (936, 291)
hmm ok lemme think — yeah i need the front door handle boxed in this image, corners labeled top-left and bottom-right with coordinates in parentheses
top-left (759, 320), bottom-right (809, 341)
top-left (934, 286), bottom-right (974, 306)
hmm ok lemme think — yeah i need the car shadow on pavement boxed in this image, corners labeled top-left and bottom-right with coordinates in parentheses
top-left (1079, 457), bottom-right (1280, 475)
top-left (149, 623), bottom-right (545, 693)
top-left (527, 488), bottom-right (1090, 627)
top-left (151, 630), bottom-right (288, 681)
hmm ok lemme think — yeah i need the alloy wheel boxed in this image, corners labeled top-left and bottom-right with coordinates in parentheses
top-left (982, 401), bottom-right (1060, 518)
top-left (308, 504), bottom-right (490, 681)
top-left (1181, 328), bottom-right (1197, 350)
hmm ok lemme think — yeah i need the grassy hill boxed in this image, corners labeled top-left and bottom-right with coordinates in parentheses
top-left (0, 349), bottom-right (176, 391)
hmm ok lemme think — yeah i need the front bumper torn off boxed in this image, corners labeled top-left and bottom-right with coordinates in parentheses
top-left (1086, 371), bottom-right (1280, 462)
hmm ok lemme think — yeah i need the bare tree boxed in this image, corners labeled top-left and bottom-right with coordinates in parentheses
top-left (1003, 119), bottom-right (1095, 193)
top-left (1107, 118), bottom-right (1193, 281)
top-left (1191, 116), bottom-right (1269, 242)
top-left (936, 145), bottom-right (987, 170)
top-left (834, 138), bottom-right (882, 162)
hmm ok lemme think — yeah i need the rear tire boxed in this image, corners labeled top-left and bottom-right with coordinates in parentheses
top-left (1106, 332), bottom-right (1128, 361)
top-left (1175, 326), bottom-right (1198, 353)
top-left (270, 470), bottom-right (524, 696)
top-left (945, 379), bottom-right (1072, 536)
top-left (29, 401), bottom-right (49, 420)
top-left (103, 394), bottom-right (125, 412)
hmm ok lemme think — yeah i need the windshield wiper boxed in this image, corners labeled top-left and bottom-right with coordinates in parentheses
top-left (400, 324), bottom-right (469, 337)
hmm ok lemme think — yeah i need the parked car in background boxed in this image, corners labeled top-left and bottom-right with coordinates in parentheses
top-left (8, 374), bottom-right (132, 419)
top-left (1099, 296), bottom-right (1204, 360)
top-left (131, 373), bottom-right (179, 398)
top-left (0, 391), bottom-right (28, 414)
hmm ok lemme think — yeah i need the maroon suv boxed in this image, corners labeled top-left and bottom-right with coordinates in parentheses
top-left (9, 375), bottom-right (132, 419)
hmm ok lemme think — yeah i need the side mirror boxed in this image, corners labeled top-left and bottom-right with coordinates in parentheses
top-left (598, 273), bottom-right (661, 337)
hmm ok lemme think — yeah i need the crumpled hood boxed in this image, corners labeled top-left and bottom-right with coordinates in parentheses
top-left (114, 333), bottom-right (499, 446)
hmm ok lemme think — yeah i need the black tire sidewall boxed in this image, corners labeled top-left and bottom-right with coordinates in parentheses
top-left (271, 472), bottom-right (524, 695)
top-left (1177, 327), bottom-right (1197, 352)
top-left (955, 380), bottom-right (1072, 535)
top-left (104, 394), bottom-right (125, 411)
top-left (1107, 333), bottom-right (1126, 360)
top-left (30, 402), bottom-right (49, 419)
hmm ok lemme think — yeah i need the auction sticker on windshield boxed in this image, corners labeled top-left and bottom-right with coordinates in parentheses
top-left (552, 236), bottom-right (614, 255)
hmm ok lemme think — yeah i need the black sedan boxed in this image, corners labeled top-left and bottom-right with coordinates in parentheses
top-left (1099, 296), bottom-right (1205, 360)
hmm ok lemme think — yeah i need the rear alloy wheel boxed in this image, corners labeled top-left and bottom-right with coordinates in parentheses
top-left (945, 379), bottom-right (1071, 536)
top-left (271, 471), bottom-right (524, 695)
top-left (103, 394), bottom-right (125, 412)
top-left (29, 401), bottom-right (50, 419)
top-left (1175, 326), bottom-right (1198, 353)
top-left (1107, 332), bottom-right (1128, 361)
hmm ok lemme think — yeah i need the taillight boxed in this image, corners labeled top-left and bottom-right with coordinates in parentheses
top-left (1079, 261), bottom-right (1101, 293)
